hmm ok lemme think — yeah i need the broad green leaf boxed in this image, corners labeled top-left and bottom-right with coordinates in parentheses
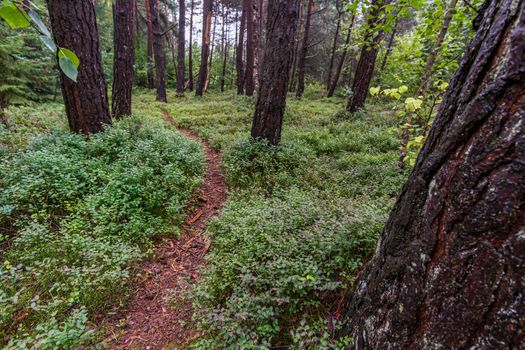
top-left (59, 56), bottom-right (78, 82)
top-left (369, 86), bottom-right (381, 96)
top-left (399, 85), bottom-right (408, 93)
top-left (27, 9), bottom-right (50, 37)
top-left (40, 35), bottom-right (57, 52)
top-left (58, 48), bottom-right (79, 68)
top-left (0, 1), bottom-right (30, 28)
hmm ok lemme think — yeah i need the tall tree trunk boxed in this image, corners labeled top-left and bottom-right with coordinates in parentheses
top-left (161, 0), bottom-right (178, 77)
top-left (204, 13), bottom-right (217, 92)
top-left (251, 0), bottom-right (301, 145)
top-left (145, 0), bottom-right (155, 89)
top-left (295, 0), bottom-right (314, 98)
top-left (245, 0), bottom-right (255, 96)
top-left (346, 0), bottom-right (389, 112)
top-left (254, 0), bottom-right (265, 102)
top-left (47, 0), bottom-right (111, 134)
top-left (148, 0), bottom-right (167, 102)
top-left (340, 1), bottom-right (525, 348)
top-left (288, 1), bottom-right (303, 93)
top-left (176, 0), bottom-right (186, 93)
top-left (379, 17), bottom-right (399, 74)
top-left (327, 13), bottom-right (355, 98)
top-left (220, 3), bottom-right (228, 92)
top-left (236, 0), bottom-right (246, 94)
top-left (188, 0), bottom-right (195, 91)
top-left (196, 0), bottom-right (213, 96)
top-left (112, 0), bottom-right (135, 118)
top-left (326, 2), bottom-right (342, 92)
top-left (417, 0), bottom-right (459, 96)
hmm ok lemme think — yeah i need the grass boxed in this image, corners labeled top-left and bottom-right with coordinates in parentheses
top-left (149, 88), bottom-right (409, 349)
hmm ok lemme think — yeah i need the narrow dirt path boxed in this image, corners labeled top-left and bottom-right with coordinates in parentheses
top-left (103, 111), bottom-right (227, 349)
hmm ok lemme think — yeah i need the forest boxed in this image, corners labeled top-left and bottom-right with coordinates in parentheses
top-left (0, 0), bottom-right (523, 349)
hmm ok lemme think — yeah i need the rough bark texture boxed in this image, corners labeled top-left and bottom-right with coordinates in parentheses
top-left (326, 1), bottom-right (342, 92)
top-left (346, 0), bottom-right (389, 112)
top-left (196, 0), bottom-right (213, 96)
top-left (48, 0), bottom-right (111, 134)
top-left (251, 0), bottom-right (301, 145)
top-left (340, 0), bottom-right (525, 348)
top-left (417, 0), bottom-right (459, 96)
top-left (236, 0), bottom-right (246, 95)
top-left (176, 0), bottom-right (186, 93)
top-left (188, 0), bottom-right (195, 91)
top-left (327, 13), bottom-right (355, 98)
top-left (295, 0), bottom-right (314, 98)
top-left (148, 0), bottom-right (167, 102)
top-left (245, 0), bottom-right (255, 96)
top-left (112, 0), bottom-right (135, 118)
top-left (145, 0), bottom-right (155, 89)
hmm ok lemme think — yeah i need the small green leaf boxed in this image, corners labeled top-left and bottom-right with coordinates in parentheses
top-left (0, 1), bottom-right (30, 29)
top-left (399, 85), bottom-right (408, 93)
top-left (59, 56), bottom-right (78, 82)
top-left (27, 9), bottom-right (50, 36)
top-left (58, 48), bottom-right (80, 68)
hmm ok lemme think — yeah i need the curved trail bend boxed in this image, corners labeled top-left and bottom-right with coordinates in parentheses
top-left (104, 110), bottom-right (227, 349)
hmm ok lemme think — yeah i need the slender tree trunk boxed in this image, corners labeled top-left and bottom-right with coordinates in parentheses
top-left (251, 0), bottom-right (301, 145)
top-left (295, 0), bottom-right (314, 98)
top-left (254, 0), bottom-right (265, 102)
top-left (112, 0), bottom-right (135, 118)
top-left (220, 3), bottom-right (228, 92)
top-left (196, 0), bottom-right (213, 96)
top-left (188, 0), bottom-right (195, 91)
top-left (176, 0), bottom-right (186, 93)
top-left (245, 0), bottom-right (255, 95)
top-left (326, 3), bottom-right (342, 92)
top-left (145, 0), bottom-right (155, 89)
top-left (205, 13), bottom-right (217, 92)
top-left (47, 0), bottom-right (111, 134)
top-left (340, 1), bottom-right (525, 348)
top-left (327, 13), bottom-right (355, 97)
top-left (288, 1), bottom-right (303, 93)
top-left (148, 0), bottom-right (167, 102)
top-left (346, 0), bottom-right (390, 112)
top-left (161, 0), bottom-right (177, 75)
top-left (236, 0), bottom-right (246, 94)
top-left (417, 0), bottom-right (459, 96)
top-left (232, 8), bottom-right (239, 89)
top-left (379, 17), bottom-right (399, 73)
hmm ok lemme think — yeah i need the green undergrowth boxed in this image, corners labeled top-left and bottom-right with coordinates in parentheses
top-left (0, 102), bottom-right (204, 348)
top-left (154, 90), bottom-right (408, 349)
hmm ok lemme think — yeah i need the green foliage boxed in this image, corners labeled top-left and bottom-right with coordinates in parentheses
top-left (0, 109), bottom-right (205, 347)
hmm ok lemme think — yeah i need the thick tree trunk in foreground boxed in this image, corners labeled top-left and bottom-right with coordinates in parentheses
top-left (112, 0), bottom-right (135, 118)
top-left (196, 0), bottom-right (213, 96)
top-left (148, 0), bottom-right (167, 102)
top-left (251, 0), bottom-right (300, 145)
top-left (340, 1), bottom-right (525, 348)
top-left (326, 1), bottom-right (342, 92)
top-left (417, 0), bottom-right (459, 96)
top-left (327, 13), bottom-right (355, 98)
top-left (188, 0), bottom-right (195, 91)
top-left (346, 0), bottom-right (389, 112)
top-left (296, 0), bottom-right (314, 98)
top-left (245, 0), bottom-right (255, 96)
top-left (145, 0), bottom-right (155, 89)
top-left (236, 0), bottom-right (246, 95)
top-left (48, 0), bottom-right (111, 134)
top-left (176, 0), bottom-right (186, 93)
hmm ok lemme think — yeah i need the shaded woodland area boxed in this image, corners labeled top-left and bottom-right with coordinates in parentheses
top-left (0, 0), bottom-right (523, 348)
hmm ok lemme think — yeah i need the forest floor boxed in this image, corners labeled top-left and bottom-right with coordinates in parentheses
top-left (103, 111), bottom-right (228, 349)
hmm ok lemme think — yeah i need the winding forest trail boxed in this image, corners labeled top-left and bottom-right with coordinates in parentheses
top-left (104, 111), bottom-right (227, 349)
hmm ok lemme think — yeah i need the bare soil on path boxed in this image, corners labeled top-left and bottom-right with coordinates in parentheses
top-left (103, 111), bottom-right (227, 349)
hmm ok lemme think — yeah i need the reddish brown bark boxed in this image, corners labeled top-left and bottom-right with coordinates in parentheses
top-left (196, 0), bottom-right (213, 96)
top-left (346, 0), bottom-right (390, 112)
top-left (112, 0), bottom-right (135, 118)
top-left (236, 0), bottom-right (246, 95)
top-left (245, 0), bottom-right (255, 95)
top-left (204, 13), bottom-right (217, 92)
top-left (251, 0), bottom-right (301, 145)
top-left (177, 0), bottom-right (186, 93)
top-left (188, 0), bottom-right (195, 91)
top-left (220, 3), bottom-right (228, 92)
top-left (340, 0), bottom-right (525, 348)
top-left (47, 0), bottom-right (111, 134)
top-left (295, 0), bottom-right (314, 98)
